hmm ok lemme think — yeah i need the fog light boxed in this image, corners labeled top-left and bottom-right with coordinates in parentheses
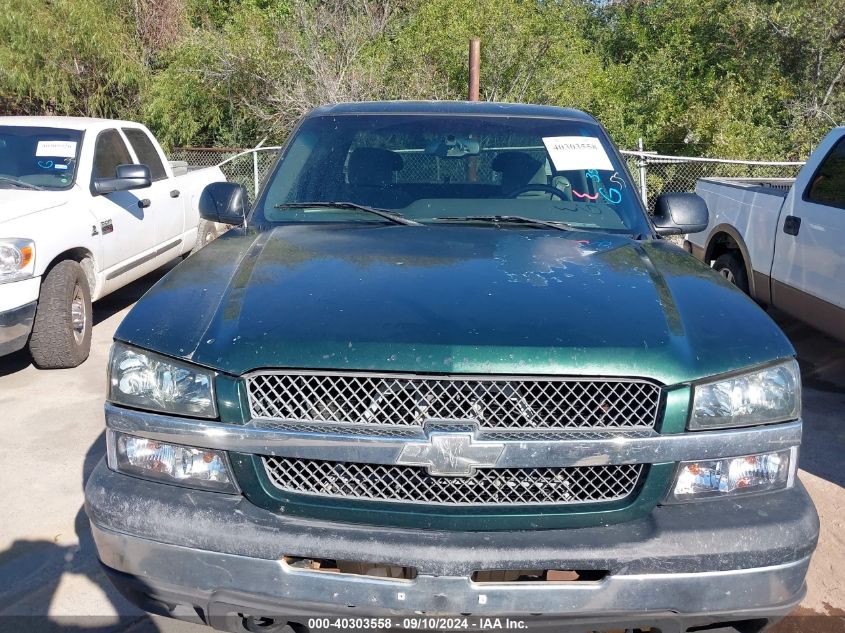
top-left (667, 448), bottom-right (795, 502)
top-left (108, 431), bottom-right (238, 493)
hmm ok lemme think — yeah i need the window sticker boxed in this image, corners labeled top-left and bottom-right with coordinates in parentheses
top-left (542, 136), bottom-right (613, 172)
top-left (36, 140), bottom-right (77, 158)
top-left (586, 169), bottom-right (622, 204)
top-left (610, 171), bottom-right (626, 189)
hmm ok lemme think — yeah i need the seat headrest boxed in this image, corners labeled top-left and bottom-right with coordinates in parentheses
top-left (491, 151), bottom-right (543, 189)
top-left (348, 148), bottom-right (403, 187)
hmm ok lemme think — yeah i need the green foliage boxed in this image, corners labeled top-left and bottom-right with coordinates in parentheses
top-left (0, 0), bottom-right (144, 117)
top-left (145, 1), bottom-right (291, 147)
top-left (386, 0), bottom-right (605, 105)
top-left (593, 0), bottom-right (843, 157)
top-left (0, 0), bottom-right (843, 159)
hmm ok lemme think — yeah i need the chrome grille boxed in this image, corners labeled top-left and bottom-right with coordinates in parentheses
top-left (262, 457), bottom-right (644, 505)
top-left (246, 372), bottom-right (660, 430)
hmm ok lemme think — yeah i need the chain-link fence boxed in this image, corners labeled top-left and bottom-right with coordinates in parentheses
top-left (171, 146), bottom-right (806, 211)
top-left (620, 151), bottom-right (805, 212)
top-left (171, 147), bottom-right (281, 200)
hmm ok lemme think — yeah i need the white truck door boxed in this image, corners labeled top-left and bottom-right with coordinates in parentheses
top-left (770, 132), bottom-right (845, 324)
top-left (88, 128), bottom-right (159, 276)
top-left (120, 127), bottom-right (184, 261)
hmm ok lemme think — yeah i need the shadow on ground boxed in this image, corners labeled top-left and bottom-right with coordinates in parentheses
top-left (0, 264), bottom-right (182, 631)
top-left (0, 432), bottom-right (163, 633)
top-left (769, 310), bottom-right (845, 488)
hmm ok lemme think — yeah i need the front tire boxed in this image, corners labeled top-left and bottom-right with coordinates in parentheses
top-left (190, 219), bottom-right (224, 255)
top-left (713, 252), bottom-right (749, 294)
top-left (29, 260), bottom-right (93, 368)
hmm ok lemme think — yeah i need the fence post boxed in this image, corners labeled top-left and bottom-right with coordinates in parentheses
top-left (637, 137), bottom-right (648, 206)
top-left (253, 150), bottom-right (260, 196)
top-left (468, 39), bottom-right (480, 102)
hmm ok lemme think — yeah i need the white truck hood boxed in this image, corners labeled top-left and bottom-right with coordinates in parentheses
top-left (0, 189), bottom-right (70, 224)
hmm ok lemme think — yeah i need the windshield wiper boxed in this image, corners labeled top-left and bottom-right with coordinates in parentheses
top-left (273, 201), bottom-right (421, 226)
top-left (0, 176), bottom-right (45, 191)
top-left (433, 215), bottom-right (590, 232)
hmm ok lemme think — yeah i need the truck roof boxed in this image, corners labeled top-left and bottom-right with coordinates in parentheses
top-left (0, 116), bottom-right (148, 131)
top-left (307, 101), bottom-right (598, 122)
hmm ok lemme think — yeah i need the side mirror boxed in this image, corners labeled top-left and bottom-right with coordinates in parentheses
top-left (652, 193), bottom-right (709, 236)
top-left (199, 182), bottom-right (248, 225)
top-left (93, 164), bottom-right (152, 195)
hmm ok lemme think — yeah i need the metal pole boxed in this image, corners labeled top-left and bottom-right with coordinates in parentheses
top-left (253, 150), bottom-right (259, 196)
top-left (252, 137), bottom-right (267, 196)
top-left (468, 38), bottom-right (480, 102)
top-left (637, 137), bottom-right (648, 206)
top-left (467, 38), bottom-right (481, 182)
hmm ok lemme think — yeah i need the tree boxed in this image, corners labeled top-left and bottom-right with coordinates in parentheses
top-left (593, 0), bottom-right (844, 157)
top-left (752, 0), bottom-right (845, 151)
top-left (1, 0), bottom-right (840, 158)
top-left (386, 0), bottom-right (607, 106)
top-left (0, 0), bottom-right (144, 117)
top-left (131, 0), bottom-right (189, 65)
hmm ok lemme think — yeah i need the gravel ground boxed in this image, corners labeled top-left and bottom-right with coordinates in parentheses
top-left (0, 266), bottom-right (842, 633)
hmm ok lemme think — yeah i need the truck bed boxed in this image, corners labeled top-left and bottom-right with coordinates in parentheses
top-left (697, 177), bottom-right (793, 197)
top-left (689, 127), bottom-right (845, 341)
top-left (688, 177), bottom-right (794, 289)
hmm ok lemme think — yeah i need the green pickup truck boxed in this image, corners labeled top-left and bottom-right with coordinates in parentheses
top-left (85, 102), bottom-right (818, 633)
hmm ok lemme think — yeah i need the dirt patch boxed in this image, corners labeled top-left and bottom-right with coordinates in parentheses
top-left (797, 471), bottom-right (845, 616)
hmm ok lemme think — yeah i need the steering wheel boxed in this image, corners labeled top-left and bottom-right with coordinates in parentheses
top-left (505, 184), bottom-right (570, 200)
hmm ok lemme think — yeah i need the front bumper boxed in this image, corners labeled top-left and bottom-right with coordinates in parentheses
top-left (0, 276), bottom-right (40, 356)
top-left (85, 460), bottom-right (818, 631)
top-left (0, 300), bottom-right (36, 356)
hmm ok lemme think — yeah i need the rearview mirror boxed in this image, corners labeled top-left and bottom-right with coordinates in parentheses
top-left (93, 164), bottom-right (152, 195)
top-left (652, 193), bottom-right (709, 236)
top-left (199, 182), bottom-right (248, 225)
top-left (425, 135), bottom-right (480, 158)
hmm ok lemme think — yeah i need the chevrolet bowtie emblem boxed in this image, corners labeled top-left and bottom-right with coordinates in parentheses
top-left (396, 433), bottom-right (505, 477)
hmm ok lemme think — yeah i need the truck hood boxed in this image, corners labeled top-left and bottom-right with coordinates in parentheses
top-left (116, 224), bottom-right (794, 384)
top-left (0, 188), bottom-right (70, 223)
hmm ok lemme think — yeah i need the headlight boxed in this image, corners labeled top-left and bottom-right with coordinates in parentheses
top-left (689, 359), bottom-right (800, 430)
top-left (666, 448), bottom-right (796, 502)
top-left (107, 430), bottom-right (237, 493)
top-left (108, 342), bottom-right (217, 418)
top-left (0, 238), bottom-right (35, 282)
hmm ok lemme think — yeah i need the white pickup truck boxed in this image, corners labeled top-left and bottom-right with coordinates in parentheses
top-left (686, 127), bottom-right (845, 342)
top-left (0, 117), bottom-right (226, 368)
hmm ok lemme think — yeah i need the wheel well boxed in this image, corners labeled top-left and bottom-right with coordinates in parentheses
top-left (45, 248), bottom-right (96, 296)
top-left (705, 232), bottom-right (742, 265)
top-left (705, 229), bottom-right (760, 298)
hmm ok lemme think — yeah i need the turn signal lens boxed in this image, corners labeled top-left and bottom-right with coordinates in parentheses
top-left (107, 430), bottom-right (237, 493)
top-left (667, 448), bottom-right (795, 502)
top-left (19, 245), bottom-right (33, 268)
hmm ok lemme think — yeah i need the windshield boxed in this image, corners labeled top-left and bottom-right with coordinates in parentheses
top-left (256, 114), bottom-right (650, 235)
top-left (0, 126), bottom-right (83, 190)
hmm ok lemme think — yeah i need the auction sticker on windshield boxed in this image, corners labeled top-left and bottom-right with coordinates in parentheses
top-left (35, 140), bottom-right (77, 158)
top-left (543, 136), bottom-right (613, 172)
